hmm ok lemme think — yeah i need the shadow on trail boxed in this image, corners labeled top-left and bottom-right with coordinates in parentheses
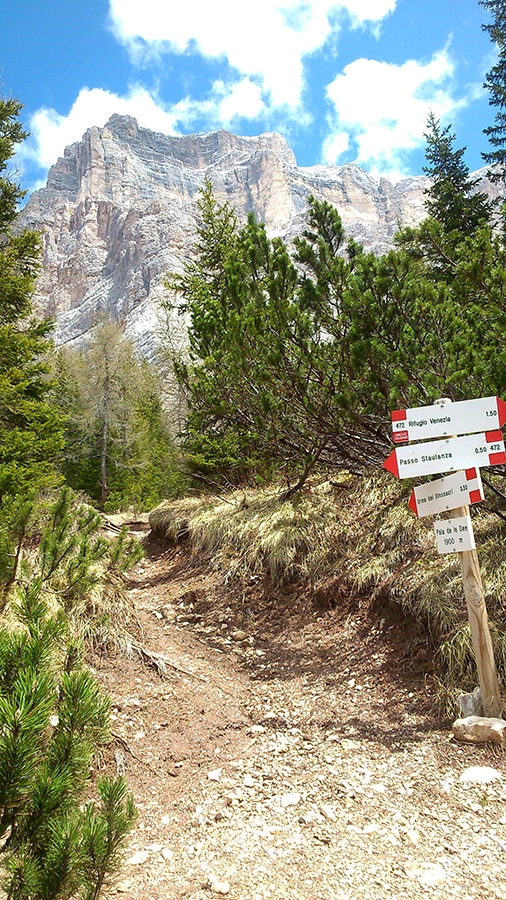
top-left (135, 538), bottom-right (443, 744)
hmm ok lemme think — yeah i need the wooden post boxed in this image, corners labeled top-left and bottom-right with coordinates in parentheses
top-left (437, 399), bottom-right (502, 717)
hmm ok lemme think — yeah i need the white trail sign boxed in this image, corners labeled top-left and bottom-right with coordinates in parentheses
top-left (409, 468), bottom-right (484, 517)
top-left (383, 430), bottom-right (505, 479)
top-left (391, 396), bottom-right (506, 444)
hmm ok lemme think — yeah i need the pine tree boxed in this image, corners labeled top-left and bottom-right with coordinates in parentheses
top-left (0, 95), bottom-right (64, 587)
top-left (56, 322), bottom-right (183, 510)
top-left (169, 186), bottom-right (506, 484)
top-left (481, 0), bottom-right (506, 179)
top-left (0, 580), bottom-right (136, 900)
top-left (422, 112), bottom-right (492, 232)
top-left (0, 96), bottom-right (63, 498)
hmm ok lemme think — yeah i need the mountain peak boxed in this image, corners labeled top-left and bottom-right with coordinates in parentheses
top-left (20, 121), bottom-right (492, 352)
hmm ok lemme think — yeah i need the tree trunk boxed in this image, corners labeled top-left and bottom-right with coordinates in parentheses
top-left (100, 368), bottom-right (110, 509)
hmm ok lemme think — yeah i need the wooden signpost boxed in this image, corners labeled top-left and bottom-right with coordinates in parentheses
top-left (383, 397), bottom-right (503, 718)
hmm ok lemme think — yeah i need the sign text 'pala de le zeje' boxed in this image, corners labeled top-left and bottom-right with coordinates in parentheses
top-left (391, 395), bottom-right (506, 444)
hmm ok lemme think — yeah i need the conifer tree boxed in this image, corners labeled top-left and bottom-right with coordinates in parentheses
top-left (0, 579), bottom-right (136, 900)
top-left (423, 112), bottom-right (492, 232)
top-left (56, 322), bottom-right (183, 510)
top-left (168, 185), bottom-right (506, 486)
top-left (0, 97), bottom-right (63, 498)
top-left (481, 0), bottom-right (506, 179)
top-left (0, 95), bottom-right (64, 586)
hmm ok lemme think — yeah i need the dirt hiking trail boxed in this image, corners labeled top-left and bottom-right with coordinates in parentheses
top-left (94, 531), bottom-right (506, 900)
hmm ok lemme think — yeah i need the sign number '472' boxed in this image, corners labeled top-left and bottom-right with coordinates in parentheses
top-left (391, 395), bottom-right (506, 444)
top-left (383, 395), bottom-right (506, 556)
top-left (383, 430), bottom-right (506, 480)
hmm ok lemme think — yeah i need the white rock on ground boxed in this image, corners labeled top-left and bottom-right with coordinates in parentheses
top-left (453, 715), bottom-right (506, 747)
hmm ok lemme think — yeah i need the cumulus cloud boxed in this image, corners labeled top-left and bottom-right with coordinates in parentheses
top-left (107, 0), bottom-right (398, 109)
top-left (217, 79), bottom-right (265, 124)
top-left (18, 0), bottom-right (477, 189)
top-left (322, 49), bottom-right (464, 179)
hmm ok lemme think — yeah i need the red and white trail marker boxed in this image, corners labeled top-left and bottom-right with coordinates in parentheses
top-left (383, 395), bottom-right (504, 717)
top-left (391, 395), bottom-right (506, 444)
top-left (409, 468), bottom-right (484, 518)
top-left (383, 430), bottom-right (506, 480)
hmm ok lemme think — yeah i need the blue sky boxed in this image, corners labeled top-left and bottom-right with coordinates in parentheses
top-left (0, 0), bottom-right (497, 194)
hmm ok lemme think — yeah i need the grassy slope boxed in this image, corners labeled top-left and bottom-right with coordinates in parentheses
top-left (150, 474), bottom-right (506, 710)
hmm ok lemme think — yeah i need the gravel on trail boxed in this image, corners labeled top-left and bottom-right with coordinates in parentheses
top-left (93, 537), bottom-right (506, 900)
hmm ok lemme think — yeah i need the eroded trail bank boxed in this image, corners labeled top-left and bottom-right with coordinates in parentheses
top-left (96, 539), bottom-right (506, 900)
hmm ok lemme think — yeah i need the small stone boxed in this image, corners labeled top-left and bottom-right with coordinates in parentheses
top-left (146, 843), bottom-right (162, 852)
top-left (340, 739), bottom-right (360, 751)
top-left (126, 850), bottom-right (149, 865)
top-left (458, 687), bottom-right (483, 717)
top-left (370, 782), bottom-right (387, 793)
top-left (161, 606), bottom-right (177, 622)
top-left (406, 828), bottom-right (420, 845)
top-left (249, 725), bottom-right (266, 734)
top-left (405, 861), bottom-right (446, 886)
top-left (161, 847), bottom-right (174, 860)
top-left (321, 804), bottom-right (336, 821)
top-left (231, 630), bottom-right (247, 641)
top-left (208, 875), bottom-right (230, 894)
top-left (281, 792), bottom-right (300, 808)
top-left (208, 769), bottom-right (222, 781)
top-left (116, 880), bottom-right (133, 892)
top-left (244, 774), bottom-right (256, 787)
top-left (459, 765), bottom-right (502, 784)
top-left (363, 822), bottom-right (380, 834)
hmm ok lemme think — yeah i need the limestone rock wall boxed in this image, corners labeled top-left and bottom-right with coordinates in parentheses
top-left (19, 115), bottom-right (485, 352)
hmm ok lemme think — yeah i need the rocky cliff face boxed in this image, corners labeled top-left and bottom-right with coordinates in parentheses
top-left (18, 115), bottom-right (488, 352)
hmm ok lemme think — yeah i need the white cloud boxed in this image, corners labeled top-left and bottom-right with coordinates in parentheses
top-left (322, 131), bottom-right (350, 161)
top-left (18, 79), bottom-right (267, 182)
top-left (322, 49), bottom-right (464, 178)
top-left (339, 0), bottom-right (397, 24)
top-left (22, 86), bottom-right (179, 171)
top-left (108, 0), bottom-right (398, 109)
top-left (17, 0), bottom-right (402, 185)
top-left (217, 79), bottom-right (265, 124)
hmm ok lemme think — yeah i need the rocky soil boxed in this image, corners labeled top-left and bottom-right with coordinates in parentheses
top-left (94, 531), bottom-right (506, 900)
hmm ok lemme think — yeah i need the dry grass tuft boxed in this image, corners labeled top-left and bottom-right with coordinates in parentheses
top-left (150, 474), bottom-right (506, 710)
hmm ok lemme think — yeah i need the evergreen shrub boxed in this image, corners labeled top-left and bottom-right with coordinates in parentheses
top-left (0, 580), bottom-right (136, 900)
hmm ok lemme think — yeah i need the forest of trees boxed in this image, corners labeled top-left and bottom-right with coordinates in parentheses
top-left (161, 1), bottom-right (506, 495)
top-left (166, 122), bottom-right (506, 492)
top-left (1, 1), bottom-right (506, 896)
top-left (3, 3), bottom-right (506, 518)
